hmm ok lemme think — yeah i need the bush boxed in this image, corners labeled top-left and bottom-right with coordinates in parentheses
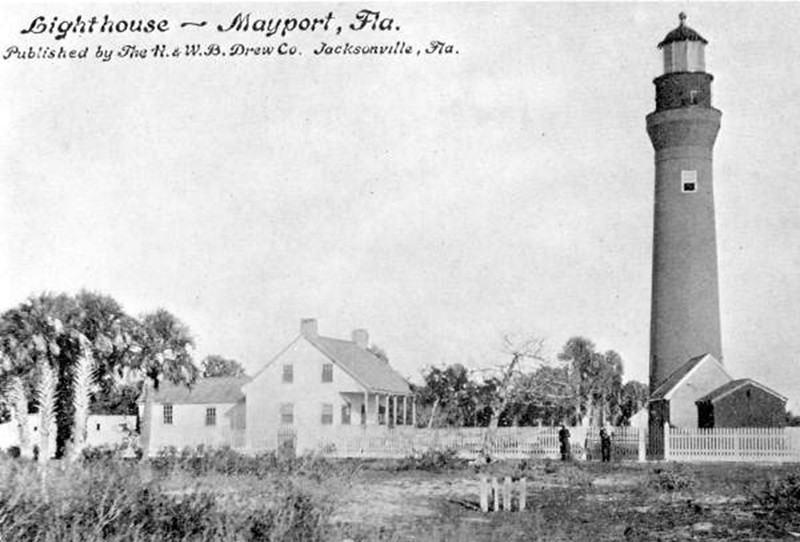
top-left (650, 463), bottom-right (696, 492)
top-left (396, 448), bottom-right (466, 472)
top-left (148, 445), bottom-right (348, 481)
top-left (753, 472), bottom-right (800, 525)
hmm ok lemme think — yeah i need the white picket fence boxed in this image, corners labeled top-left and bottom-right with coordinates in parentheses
top-left (313, 426), bottom-right (643, 460)
top-left (665, 426), bottom-right (800, 462)
top-left (146, 423), bottom-right (800, 463)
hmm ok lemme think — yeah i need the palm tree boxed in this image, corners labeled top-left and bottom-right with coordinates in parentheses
top-left (128, 309), bottom-right (198, 458)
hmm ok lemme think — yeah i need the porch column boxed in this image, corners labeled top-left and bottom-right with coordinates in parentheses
top-left (401, 396), bottom-right (407, 425)
top-left (384, 394), bottom-right (390, 426)
top-left (412, 397), bottom-right (416, 427)
top-left (393, 395), bottom-right (398, 427)
top-left (363, 390), bottom-right (368, 426)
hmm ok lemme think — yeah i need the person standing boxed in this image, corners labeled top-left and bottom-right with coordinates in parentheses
top-left (600, 427), bottom-right (612, 462)
top-left (558, 425), bottom-right (571, 461)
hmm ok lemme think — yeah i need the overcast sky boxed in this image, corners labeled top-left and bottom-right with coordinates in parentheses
top-left (1, 3), bottom-right (799, 408)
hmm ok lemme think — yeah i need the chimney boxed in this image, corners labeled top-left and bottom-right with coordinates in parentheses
top-left (352, 329), bottom-right (368, 349)
top-left (300, 318), bottom-right (318, 338)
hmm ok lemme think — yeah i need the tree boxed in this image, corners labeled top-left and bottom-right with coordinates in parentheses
top-left (128, 309), bottom-right (198, 457)
top-left (416, 364), bottom-right (478, 428)
top-left (618, 380), bottom-right (649, 425)
top-left (557, 337), bottom-right (625, 426)
top-left (201, 355), bottom-right (246, 378)
top-left (0, 293), bottom-right (200, 458)
top-left (502, 365), bottom-right (574, 426)
top-left (367, 344), bottom-right (389, 364)
top-left (480, 335), bottom-right (549, 430)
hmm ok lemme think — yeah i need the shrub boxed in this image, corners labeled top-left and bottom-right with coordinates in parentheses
top-left (753, 472), bottom-right (800, 525)
top-left (650, 463), bottom-right (696, 492)
top-left (396, 448), bottom-right (466, 472)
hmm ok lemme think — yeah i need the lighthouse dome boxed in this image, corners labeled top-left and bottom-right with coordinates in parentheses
top-left (658, 12), bottom-right (708, 48)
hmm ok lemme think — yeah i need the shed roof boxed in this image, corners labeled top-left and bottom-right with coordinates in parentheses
top-left (650, 353), bottom-right (730, 401)
top-left (696, 378), bottom-right (787, 404)
top-left (147, 376), bottom-right (250, 405)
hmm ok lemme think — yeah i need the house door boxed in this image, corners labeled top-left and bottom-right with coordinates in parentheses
top-left (277, 426), bottom-right (296, 459)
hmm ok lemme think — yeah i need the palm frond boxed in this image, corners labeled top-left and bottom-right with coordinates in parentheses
top-left (36, 362), bottom-right (57, 461)
top-left (9, 377), bottom-right (31, 456)
top-left (70, 339), bottom-right (94, 460)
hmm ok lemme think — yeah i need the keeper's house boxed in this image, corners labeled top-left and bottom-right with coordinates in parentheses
top-left (244, 319), bottom-right (414, 453)
top-left (141, 319), bottom-right (413, 455)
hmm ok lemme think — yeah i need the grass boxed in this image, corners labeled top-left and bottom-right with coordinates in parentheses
top-left (0, 448), bottom-right (799, 541)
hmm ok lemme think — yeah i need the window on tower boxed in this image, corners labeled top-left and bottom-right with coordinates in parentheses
top-left (681, 170), bottom-right (697, 193)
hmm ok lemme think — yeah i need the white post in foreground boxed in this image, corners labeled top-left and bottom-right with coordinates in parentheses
top-left (519, 478), bottom-right (527, 511)
top-left (638, 427), bottom-right (646, 462)
top-left (503, 477), bottom-right (512, 510)
top-left (479, 477), bottom-right (489, 512)
top-left (663, 422), bottom-right (670, 460)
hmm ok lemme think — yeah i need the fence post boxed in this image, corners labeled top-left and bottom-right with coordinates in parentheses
top-left (663, 422), bottom-right (670, 460)
top-left (638, 427), bottom-right (646, 462)
top-left (479, 477), bottom-right (489, 512)
top-left (503, 477), bottom-right (512, 511)
top-left (734, 429), bottom-right (741, 460)
top-left (519, 477), bottom-right (527, 511)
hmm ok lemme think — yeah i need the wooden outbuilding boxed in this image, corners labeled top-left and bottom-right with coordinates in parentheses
top-left (696, 379), bottom-right (787, 428)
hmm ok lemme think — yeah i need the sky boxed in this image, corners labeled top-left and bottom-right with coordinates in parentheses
top-left (1, 3), bottom-right (799, 408)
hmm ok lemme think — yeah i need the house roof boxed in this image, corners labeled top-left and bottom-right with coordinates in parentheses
top-left (307, 335), bottom-right (411, 394)
top-left (248, 330), bottom-right (412, 395)
top-left (650, 353), bottom-right (731, 401)
top-left (696, 378), bottom-right (788, 404)
top-left (147, 376), bottom-right (251, 405)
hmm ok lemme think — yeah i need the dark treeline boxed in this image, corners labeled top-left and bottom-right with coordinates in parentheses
top-left (413, 336), bottom-right (649, 429)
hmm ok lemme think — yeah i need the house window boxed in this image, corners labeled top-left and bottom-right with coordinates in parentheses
top-left (689, 89), bottom-right (699, 105)
top-left (163, 404), bottom-right (173, 425)
top-left (282, 364), bottom-right (293, 383)
top-left (681, 170), bottom-right (697, 193)
top-left (206, 407), bottom-right (216, 426)
top-left (321, 404), bottom-right (333, 425)
top-left (280, 403), bottom-right (294, 425)
top-left (341, 404), bottom-right (351, 425)
top-left (322, 363), bottom-right (333, 383)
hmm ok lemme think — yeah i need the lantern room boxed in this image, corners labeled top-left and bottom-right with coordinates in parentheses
top-left (658, 12), bottom-right (707, 74)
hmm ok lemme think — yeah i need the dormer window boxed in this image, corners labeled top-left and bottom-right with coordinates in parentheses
top-left (681, 170), bottom-right (697, 193)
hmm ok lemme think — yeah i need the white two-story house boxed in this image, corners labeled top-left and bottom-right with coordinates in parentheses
top-left (244, 319), bottom-right (414, 452)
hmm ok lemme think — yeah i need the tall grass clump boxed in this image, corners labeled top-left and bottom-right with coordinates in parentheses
top-left (650, 463), bottom-right (696, 492)
top-left (0, 456), bottom-right (333, 541)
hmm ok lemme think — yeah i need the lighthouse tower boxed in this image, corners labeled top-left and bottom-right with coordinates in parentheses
top-left (647, 13), bottom-right (722, 392)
